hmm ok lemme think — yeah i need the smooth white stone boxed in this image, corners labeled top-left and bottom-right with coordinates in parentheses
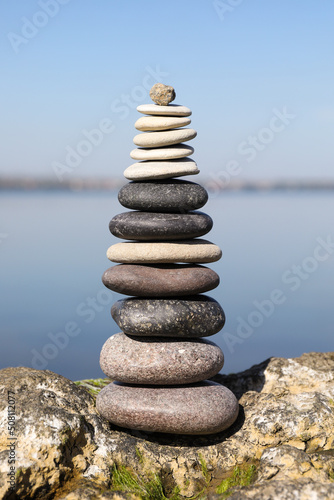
top-left (124, 159), bottom-right (199, 180)
top-left (133, 128), bottom-right (197, 148)
top-left (137, 104), bottom-right (192, 116)
top-left (107, 239), bottom-right (222, 264)
top-left (135, 116), bottom-right (191, 131)
top-left (130, 144), bottom-right (194, 160)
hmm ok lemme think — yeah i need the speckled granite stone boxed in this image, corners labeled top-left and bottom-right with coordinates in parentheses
top-left (109, 211), bottom-right (213, 241)
top-left (102, 264), bottom-right (219, 297)
top-left (118, 180), bottom-right (208, 213)
top-left (106, 239), bottom-right (222, 264)
top-left (100, 333), bottom-right (224, 385)
top-left (96, 381), bottom-right (239, 434)
top-left (111, 296), bottom-right (225, 337)
top-left (149, 83), bottom-right (176, 106)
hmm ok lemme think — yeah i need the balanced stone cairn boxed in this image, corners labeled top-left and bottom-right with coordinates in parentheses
top-left (96, 84), bottom-right (239, 435)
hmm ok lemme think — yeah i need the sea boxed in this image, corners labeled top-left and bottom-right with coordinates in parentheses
top-left (1, 190), bottom-right (333, 380)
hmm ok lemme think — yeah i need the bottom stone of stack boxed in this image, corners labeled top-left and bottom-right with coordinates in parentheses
top-left (96, 381), bottom-right (239, 435)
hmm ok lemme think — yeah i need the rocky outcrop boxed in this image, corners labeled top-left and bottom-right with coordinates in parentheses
top-left (0, 368), bottom-right (117, 499)
top-left (0, 352), bottom-right (333, 499)
top-left (225, 478), bottom-right (334, 500)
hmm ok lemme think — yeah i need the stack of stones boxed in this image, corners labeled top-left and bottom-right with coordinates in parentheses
top-left (96, 84), bottom-right (239, 435)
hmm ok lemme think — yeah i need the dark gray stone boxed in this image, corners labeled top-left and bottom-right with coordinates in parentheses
top-left (118, 180), bottom-right (208, 213)
top-left (96, 381), bottom-right (239, 435)
top-left (102, 263), bottom-right (220, 296)
top-left (109, 211), bottom-right (213, 240)
top-left (111, 296), bottom-right (225, 338)
top-left (100, 333), bottom-right (224, 385)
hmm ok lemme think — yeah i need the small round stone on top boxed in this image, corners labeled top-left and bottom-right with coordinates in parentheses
top-left (150, 83), bottom-right (175, 105)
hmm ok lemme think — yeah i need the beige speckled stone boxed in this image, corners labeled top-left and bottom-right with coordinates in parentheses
top-left (106, 239), bottom-right (222, 264)
top-left (133, 128), bottom-right (197, 148)
top-left (135, 115), bottom-right (191, 131)
top-left (149, 83), bottom-right (175, 105)
top-left (96, 381), bottom-right (239, 435)
top-left (137, 104), bottom-right (192, 116)
top-left (124, 159), bottom-right (199, 180)
top-left (100, 333), bottom-right (224, 385)
top-left (130, 144), bottom-right (194, 161)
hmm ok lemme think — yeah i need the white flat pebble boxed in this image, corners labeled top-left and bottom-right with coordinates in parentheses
top-left (135, 116), bottom-right (191, 131)
top-left (133, 128), bottom-right (197, 148)
top-left (137, 104), bottom-right (192, 116)
top-left (130, 144), bottom-right (194, 160)
top-left (107, 239), bottom-right (222, 264)
top-left (124, 159), bottom-right (199, 180)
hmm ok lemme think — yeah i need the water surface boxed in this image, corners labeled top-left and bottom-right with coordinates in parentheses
top-left (1, 190), bottom-right (333, 380)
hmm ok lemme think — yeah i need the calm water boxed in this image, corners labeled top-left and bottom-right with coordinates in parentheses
top-left (1, 190), bottom-right (333, 380)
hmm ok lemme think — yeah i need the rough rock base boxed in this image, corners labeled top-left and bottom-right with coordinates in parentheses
top-left (0, 352), bottom-right (333, 499)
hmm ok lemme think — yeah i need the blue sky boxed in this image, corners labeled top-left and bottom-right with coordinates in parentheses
top-left (1, 0), bottom-right (334, 181)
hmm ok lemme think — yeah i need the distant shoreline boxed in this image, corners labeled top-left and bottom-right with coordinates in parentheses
top-left (1, 177), bottom-right (334, 192)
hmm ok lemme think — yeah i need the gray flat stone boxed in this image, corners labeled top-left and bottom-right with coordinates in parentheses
top-left (106, 239), bottom-right (222, 264)
top-left (111, 296), bottom-right (225, 338)
top-left (96, 381), bottom-right (239, 434)
top-left (100, 333), bottom-right (224, 385)
top-left (118, 180), bottom-right (208, 212)
top-left (109, 211), bottom-right (213, 241)
top-left (102, 264), bottom-right (220, 297)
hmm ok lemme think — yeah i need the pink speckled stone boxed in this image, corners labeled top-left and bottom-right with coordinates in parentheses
top-left (100, 333), bottom-right (224, 385)
top-left (96, 381), bottom-right (239, 435)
